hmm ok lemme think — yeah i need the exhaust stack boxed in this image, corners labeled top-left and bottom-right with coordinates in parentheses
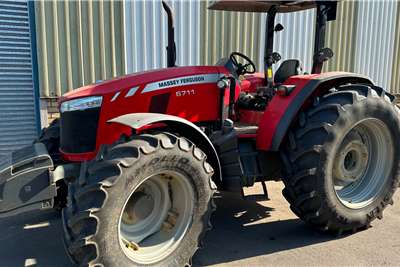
top-left (162, 1), bottom-right (176, 67)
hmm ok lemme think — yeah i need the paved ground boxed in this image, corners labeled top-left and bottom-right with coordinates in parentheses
top-left (0, 182), bottom-right (399, 267)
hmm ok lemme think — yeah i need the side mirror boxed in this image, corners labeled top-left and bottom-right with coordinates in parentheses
top-left (274, 23), bottom-right (284, 32)
top-left (316, 47), bottom-right (334, 62)
top-left (272, 52), bottom-right (281, 64)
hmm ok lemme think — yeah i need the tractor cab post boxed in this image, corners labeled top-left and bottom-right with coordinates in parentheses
top-left (312, 2), bottom-right (337, 73)
top-left (262, 1), bottom-right (338, 84)
top-left (264, 6), bottom-right (277, 88)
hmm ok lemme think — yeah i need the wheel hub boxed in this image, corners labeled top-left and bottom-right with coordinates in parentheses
top-left (333, 119), bottom-right (394, 209)
top-left (118, 171), bottom-right (194, 264)
top-left (122, 191), bottom-right (155, 225)
top-left (333, 139), bottom-right (369, 184)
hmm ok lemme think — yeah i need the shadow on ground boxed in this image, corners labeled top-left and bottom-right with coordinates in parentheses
top-left (0, 210), bottom-right (74, 267)
top-left (0, 190), bottom-right (341, 267)
top-left (193, 191), bottom-right (336, 266)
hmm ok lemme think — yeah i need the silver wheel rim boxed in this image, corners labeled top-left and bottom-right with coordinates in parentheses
top-left (333, 118), bottom-right (393, 209)
top-left (118, 171), bottom-right (194, 264)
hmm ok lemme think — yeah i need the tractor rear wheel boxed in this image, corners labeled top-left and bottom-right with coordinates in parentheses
top-left (62, 132), bottom-right (216, 267)
top-left (281, 84), bottom-right (400, 234)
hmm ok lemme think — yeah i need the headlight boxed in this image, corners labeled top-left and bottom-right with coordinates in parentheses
top-left (60, 96), bottom-right (103, 113)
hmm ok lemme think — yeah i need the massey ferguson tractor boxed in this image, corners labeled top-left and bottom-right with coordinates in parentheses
top-left (1, 1), bottom-right (399, 266)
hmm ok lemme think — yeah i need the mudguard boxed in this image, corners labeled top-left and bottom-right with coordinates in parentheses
top-left (256, 72), bottom-right (374, 151)
top-left (108, 113), bottom-right (222, 182)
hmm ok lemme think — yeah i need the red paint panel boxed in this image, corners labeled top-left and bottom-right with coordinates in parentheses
top-left (238, 109), bottom-right (264, 125)
top-left (242, 73), bottom-right (265, 93)
top-left (256, 74), bottom-right (318, 150)
top-left (61, 66), bottom-right (225, 101)
top-left (238, 133), bottom-right (257, 138)
top-left (61, 151), bottom-right (97, 162)
top-left (60, 66), bottom-right (229, 161)
top-left (255, 71), bottom-right (369, 151)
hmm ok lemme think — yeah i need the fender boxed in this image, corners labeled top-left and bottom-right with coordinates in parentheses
top-left (108, 113), bottom-right (222, 182)
top-left (256, 72), bottom-right (374, 151)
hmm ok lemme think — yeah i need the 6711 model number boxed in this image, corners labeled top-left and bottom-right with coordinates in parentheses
top-left (176, 89), bottom-right (195, 97)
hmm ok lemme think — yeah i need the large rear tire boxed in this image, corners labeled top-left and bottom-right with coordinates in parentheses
top-left (62, 132), bottom-right (216, 267)
top-left (281, 84), bottom-right (400, 234)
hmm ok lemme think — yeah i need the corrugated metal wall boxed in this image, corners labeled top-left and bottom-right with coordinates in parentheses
top-left (353, 1), bottom-right (398, 90)
top-left (272, 9), bottom-right (315, 72)
top-left (123, 0), bottom-right (400, 89)
top-left (124, 0), bottom-right (201, 73)
top-left (325, 1), bottom-right (359, 73)
top-left (391, 4), bottom-right (400, 93)
top-left (0, 0), bottom-right (39, 156)
top-left (125, 1), bottom-right (315, 73)
top-left (199, 2), bottom-right (263, 68)
top-left (34, 0), bottom-right (125, 97)
top-left (35, 0), bottom-right (400, 97)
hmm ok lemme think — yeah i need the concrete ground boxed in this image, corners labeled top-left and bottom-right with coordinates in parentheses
top-left (0, 182), bottom-right (399, 267)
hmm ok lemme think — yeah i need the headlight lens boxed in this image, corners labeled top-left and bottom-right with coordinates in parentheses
top-left (60, 96), bottom-right (103, 113)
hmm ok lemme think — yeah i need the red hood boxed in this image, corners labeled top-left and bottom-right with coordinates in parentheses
top-left (60, 66), bottom-right (225, 103)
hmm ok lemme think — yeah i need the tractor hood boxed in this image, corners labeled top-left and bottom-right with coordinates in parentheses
top-left (58, 65), bottom-right (227, 162)
top-left (60, 66), bottom-right (225, 103)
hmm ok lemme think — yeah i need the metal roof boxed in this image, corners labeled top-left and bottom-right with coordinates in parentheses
top-left (208, 0), bottom-right (317, 13)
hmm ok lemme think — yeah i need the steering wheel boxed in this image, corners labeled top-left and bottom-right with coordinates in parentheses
top-left (230, 52), bottom-right (256, 75)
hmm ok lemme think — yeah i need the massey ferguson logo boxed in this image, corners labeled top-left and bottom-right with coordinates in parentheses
top-left (142, 74), bottom-right (220, 93)
top-left (158, 76), bottom-right (205, 88)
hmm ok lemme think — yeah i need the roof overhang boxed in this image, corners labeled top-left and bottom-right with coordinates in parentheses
top-left (208, 0), bottom-right (317, 13)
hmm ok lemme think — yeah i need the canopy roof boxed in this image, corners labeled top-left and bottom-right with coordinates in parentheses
top-left (208, 1), bottom-right (318, 13)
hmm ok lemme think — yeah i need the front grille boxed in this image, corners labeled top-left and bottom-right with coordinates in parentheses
top-left (60, 107), bottom-right (101, 154)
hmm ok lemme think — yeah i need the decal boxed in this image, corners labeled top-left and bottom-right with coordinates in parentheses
top-left (176, 89), bottom-right (196, 97)
top-left (267, 68), bottom-right (273, 79)
top-left (111, 92), bottom-right (121, 102)
top-left (142, 73), bottom-right (220, 93)
top-left (125, 86), bottom-right (139, 98)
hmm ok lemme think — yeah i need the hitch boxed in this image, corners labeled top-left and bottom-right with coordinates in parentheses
top-left (0, 143), bottom-right (78, 218)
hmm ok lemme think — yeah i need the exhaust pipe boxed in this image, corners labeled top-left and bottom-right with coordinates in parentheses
top-left (162, 1), bottom-right (176, 67)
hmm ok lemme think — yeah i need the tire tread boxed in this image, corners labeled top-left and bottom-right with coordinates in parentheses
top-left (62, 133), bottom-right (216, 267)
top-left (281, 84), bottom-right (399, 234)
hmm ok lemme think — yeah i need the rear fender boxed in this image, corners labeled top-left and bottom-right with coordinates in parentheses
top-left (108, 113), bottom-right (222, 182)
top-left (256, 72), bottom-right (374, 151)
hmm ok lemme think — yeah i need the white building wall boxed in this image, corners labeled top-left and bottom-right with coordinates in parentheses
top-left (123, 1), bottom-right (398, 89)
top-left (124, 0), bottom-right (201, 73)
top-left (354, 1), bottom-right (398, 90)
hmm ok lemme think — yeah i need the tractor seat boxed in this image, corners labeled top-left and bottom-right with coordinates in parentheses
top-left (274, 59), bottom-right (303, 84)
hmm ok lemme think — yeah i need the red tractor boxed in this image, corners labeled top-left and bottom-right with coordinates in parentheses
top-left (1, 1), bottom-right (399, 266)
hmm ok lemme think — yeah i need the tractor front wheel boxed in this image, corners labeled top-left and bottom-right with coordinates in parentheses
top-left (281, 84), bottom-right (400, 234)
top-left (62, 132), bottom-right (215, 267)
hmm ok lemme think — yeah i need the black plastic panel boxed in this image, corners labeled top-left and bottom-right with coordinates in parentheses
top-left (60, 107), bottom-right (100, 153)
top-left (149, 93), bottom-right (170, 113)
top-left (0, 143), bottom-right (56, 217)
